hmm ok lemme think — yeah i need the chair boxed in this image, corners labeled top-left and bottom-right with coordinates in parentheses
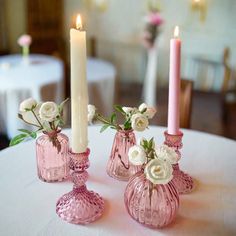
top-left (221, 47), bottom-right (236, 122)
top-left (184, 47), bottom-right (234, 123)
top-left (180, 79), bottom-right (194, 129)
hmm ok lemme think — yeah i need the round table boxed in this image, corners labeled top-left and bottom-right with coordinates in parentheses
top-left (87, 58), bottom-right (116, 116)
top-left (0, 126), bottom-right (236, 236)
top-left (0, 55), bottom-right (116, 138)
top-left (0, 54), bottom-right (64, 138)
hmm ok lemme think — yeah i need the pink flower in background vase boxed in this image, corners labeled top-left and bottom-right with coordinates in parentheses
top-left (148, 12), bottom-right (163, 26)
top-left (17, 34), bottom-right (32, 58)
top-left (17, 34), bottom-right (32, 47)
top-left (142, 11), bottom-right (163, 48)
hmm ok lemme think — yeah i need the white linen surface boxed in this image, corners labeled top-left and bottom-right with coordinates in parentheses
top-left (0, 126), bottom-right (236, 236)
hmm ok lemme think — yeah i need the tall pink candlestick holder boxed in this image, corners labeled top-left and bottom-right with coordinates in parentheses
top-left (56, 148), bottom-right (105, 224)
top-left (164, 131), bottom-right (194, 194)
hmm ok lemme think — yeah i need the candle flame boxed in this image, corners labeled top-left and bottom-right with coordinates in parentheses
top-left (76, 15), bottom-right (82, 30)
top-left (174, 26), bottom-right (179, 38)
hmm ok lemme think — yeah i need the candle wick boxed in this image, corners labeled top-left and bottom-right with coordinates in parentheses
top-left (77, 26), bottom-right (82, 31)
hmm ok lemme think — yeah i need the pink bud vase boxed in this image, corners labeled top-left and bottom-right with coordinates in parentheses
top-left (124, 171), bottom-right (179, 229)
top-left (36, 130), bottom-right (69, 182)
top-left (107, 129), bottom-right (141, 181)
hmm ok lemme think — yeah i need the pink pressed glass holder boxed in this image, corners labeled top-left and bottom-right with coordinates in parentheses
top-left (56, 148), bottom-right (105, 224)
top-left (107, 129), bottom-right (141, 181)
top-left (124, 171), bottom-right (179, 229)
top-left (164, 131), bottom-right (194, 194)
top-left (36, 131), bottom-right (69, 182)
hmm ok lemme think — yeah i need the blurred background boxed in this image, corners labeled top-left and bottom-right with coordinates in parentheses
top-left (0, 0), bottom-right (236, 150)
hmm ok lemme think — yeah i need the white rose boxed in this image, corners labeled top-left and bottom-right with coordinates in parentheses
top-left (145, 107), bottom-right (157, 119)
top-left (128, 145), bottom-right (147, 165)
top-left (122, 107), bottom-right (134, 114)
top-left (39, 102), bottom-right (58, 122)
top-left (138, 103), bottom-right (148, 112)
top-left (131, 113), bottom-right (149, 132)
top-left (21, 103), bottom-right (42, 126)
top-left (155, 145), bottom-right (179, 164)
top-left (88, 104), bottom-right (96, 123)
top-left (139, 103), bottom-right (157, 119)
top-left (145, 159), bottom-right (173, 185)
top-left (19, 98), bottom-right (37, 112)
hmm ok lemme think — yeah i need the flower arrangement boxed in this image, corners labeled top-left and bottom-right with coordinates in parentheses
top-left (141, 5), bottom-right (163, 48)
top-left (88, 103), bottom-right (157, 132)
top-left (17, 34), bottom-right (32, 57)
top-left (128, 138), bottom-right (179, 184)
top-left (10, 97), bottom-right (68, 152)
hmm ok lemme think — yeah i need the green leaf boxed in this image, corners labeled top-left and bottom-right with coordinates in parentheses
top-left (110, 113), bottom-right (116, 123)
top-left (9, 134), bottom-right (28, 146)
top-left (100, 124), bottom-right (110, 133)
top-left (124, 118), bottom-right (131, 130)
top-left (114, 105), bottom-right (125, 114)
top-left (140, 108), bottom-right (147, 114)
top-left (149, 137), bottom-right (154, 149)
top-left (18, 129), bottom-right (37, 139)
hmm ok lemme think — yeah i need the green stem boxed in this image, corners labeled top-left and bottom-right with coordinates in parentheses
top-left (31, 110), bottom-right (43, 128)
top-left (21, 119), bottom-right (41, 128)
top-left (96, 113), bottom-right (122, 130)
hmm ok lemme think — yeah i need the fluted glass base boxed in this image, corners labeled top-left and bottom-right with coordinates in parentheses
top-left (164, 131), bottom-right (194, 194)
top-left (56, 149), bottom-right (105, 224)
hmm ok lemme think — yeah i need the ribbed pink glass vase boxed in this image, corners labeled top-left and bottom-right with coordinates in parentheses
top-left (36, 130), bottom-right (69, 182)
top-left (124, 171), bottom-right (179, 229)
top-left (107, 129), bottom-right (141, 181)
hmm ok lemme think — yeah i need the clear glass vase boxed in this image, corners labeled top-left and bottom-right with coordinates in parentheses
top-left (36, 130), bottom-right (69, 182)
top-left (107, 129), bottom-right (141, 181)
top-left (124, 171), bottom-right (179, 229)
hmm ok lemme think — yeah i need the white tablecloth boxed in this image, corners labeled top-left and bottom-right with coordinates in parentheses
top-left (0, 54), bottom-right (64, 138)
top-left (87, 58), bottom-right (116, 116)
top-left (0, 126), bottom-right (236, 236)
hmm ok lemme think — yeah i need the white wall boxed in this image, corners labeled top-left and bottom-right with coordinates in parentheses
top-left (5, 0), bottom-right (236, 84)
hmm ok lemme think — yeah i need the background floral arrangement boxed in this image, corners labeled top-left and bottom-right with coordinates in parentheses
top-left (17, 34), bottom-right (32, 57)
top-left (128, 138), bottom-right (179, 184)
top-left (141, 4), bottom-right (163, 48)
top-left (10, 97), bottom-right (68, 151)
top-left (88, 103), bottom-right (157, 132)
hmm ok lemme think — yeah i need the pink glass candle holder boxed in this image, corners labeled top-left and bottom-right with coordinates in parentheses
top-left (124, 171), bottom-right (179, 229)
top-left (164, 131), bottom-right (194, 194)
top-left (36, 130), bottom-right (69, 182)
top-left (107, 129), bottom-right (141, 181)
top-left (56, 148), bottom-right (105, 224)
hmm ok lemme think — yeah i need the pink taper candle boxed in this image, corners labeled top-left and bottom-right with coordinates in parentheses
top-left (168, 26), bottom-right (181, 135)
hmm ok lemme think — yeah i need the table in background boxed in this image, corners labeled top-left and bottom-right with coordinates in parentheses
top-left (87, 58), bottom-right (116, 116)
top-left (0, 54), bottom-right (64, 138)
top-left (0, 126), bottom-right (236, 236)
top-left (0, 55), bottom-right (116, 138)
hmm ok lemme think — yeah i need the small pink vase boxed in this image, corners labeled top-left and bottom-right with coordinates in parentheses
top-left (124, 171), bottom-right (179, 229)
top-left (107, 129), bottom-right (141, 181)
top-left (36, 130), bottom-right (69, 182)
